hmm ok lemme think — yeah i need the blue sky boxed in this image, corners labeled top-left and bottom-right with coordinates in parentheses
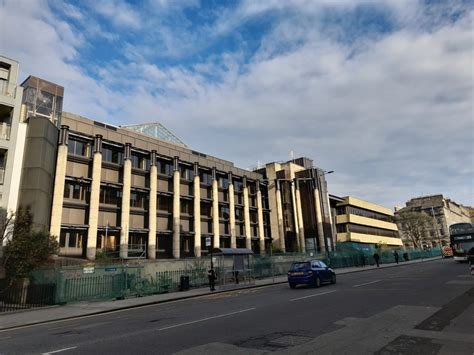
top-left (0, 0), bottom-right (473, 208)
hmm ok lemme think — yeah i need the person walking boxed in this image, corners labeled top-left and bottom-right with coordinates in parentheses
top-left (373, 252), bottom-right (380, 267)
top-left (393, 250), bottom-right (399, 264)
top-left (208, 267), bottom-right (216, 291)
top-left (360, 252), bottom-right (366, 267)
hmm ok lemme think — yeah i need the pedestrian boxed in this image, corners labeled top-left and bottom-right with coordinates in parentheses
top-left (233, 265), bottom-right (239, 285)
top-left (373, 252), bottom-right (380, 267)
top-left (403, 252), bottom-right (409, 262)
top-left (393, 250), bottom-right (399, 264)
top-left (360, 252), bottom-right (366, 267)
top-left (208, 267), bottom-right (216, 291)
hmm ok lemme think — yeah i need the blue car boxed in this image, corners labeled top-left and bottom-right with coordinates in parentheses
top-left (287, 260), bottom-right (336, 289)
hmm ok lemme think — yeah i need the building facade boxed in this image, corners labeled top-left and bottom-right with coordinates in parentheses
top-left (256, 157), bottom-right (334, 253)
top-left (395, 194), bottom-right (474, 248)
top-left (49, 112), bottom-right (271, 260)
top-left (335, 196), bottom-right (402, 250)
top-left (0, 56), bottom-right (25, 215)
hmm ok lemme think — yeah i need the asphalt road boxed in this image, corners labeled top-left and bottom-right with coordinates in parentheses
top-left (0, 259), bottom-right (472, 354)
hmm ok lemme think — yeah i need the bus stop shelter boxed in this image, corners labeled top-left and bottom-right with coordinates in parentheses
top-left (212, 248), bottom-right (254, 288)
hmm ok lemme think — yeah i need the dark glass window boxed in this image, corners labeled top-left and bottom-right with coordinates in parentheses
top-left (218, 177), bottom-right (228, 189)
top-left (233, 181), bottom-right (243, 192)
top-left (103, 146), bottom-right (123, 164)
top-left (200, 171), bottom-right (213, 185)
top-left (181, 200), bottom-right (193, 214)
top-left (219, 206), bottom-right (230, 219)
top-left (201, 202), bottom-right (212, 217)
top-left (99, 187), bottom-right (121, 205)
top-left (179, 166), bottom-right (193, 181)
top-left (59, 230), bottom-right (85, 248)
top-left (63, 182), bottom-right (87, 201)
top-left (157, 159), bottom-right (173, 176)
top-left (130, 191), bottom-right (148, 208)
top-left (68, 138), bottom-right (89, 157)
top-left (235, 207), bottom-right (244, 221)
top-left (131, 153), bottom-right (147, 170)
top-left (158, 196), bottom-right (172, 213)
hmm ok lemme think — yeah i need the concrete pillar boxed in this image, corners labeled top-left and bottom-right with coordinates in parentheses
top-left (172, 157), bottom-right (180, 259)
top-left (275, 180), bottom-right (286, 252)
top-left (120, 143), bottom-right (132, 259)
top-left (148, 150), bottom-right (157, 259)
top-left (243, 176), bottom-right (251, 250)
top-left (86, 135), bottom-right (103, 260)
top-left (193, 162), bottom-right (201, 257)
top-left (50, 125), bottom-right (69, 241)
top-left (295, 179), bottom-right (306, 253)
top-left (228, 172), bottom-right (236, 249)
top-left (313, 177), bottom-right (325, 253)
top-left (211, 168), bottom-right (220, 248)
top-left (290, 181), bottom-right (301, 252)
top-left (326, 191), bottom-right (336, 251)
top-left (256, 180), bottom-right (265, 255)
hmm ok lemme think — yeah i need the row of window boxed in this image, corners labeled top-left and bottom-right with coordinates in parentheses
top-left (337, 223), bottom-right (399, 238)
top-left (337, 206), bottom-right (394, 223)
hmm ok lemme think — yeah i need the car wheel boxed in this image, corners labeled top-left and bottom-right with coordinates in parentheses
top-left (289, 283), bottom-right (296, 289)
top-left (314, 276), bottom-right (321, 288)
top-left (330, 274), bottom-right (336, 284)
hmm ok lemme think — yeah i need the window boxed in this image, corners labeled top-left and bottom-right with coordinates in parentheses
top-left (99, 187), bottom-right (121, 205)
top-left (250, 211), bottom-right (257, 223)
top-left (181, 200), bottom-right (193, 214)
top-left (0, 150), bottom-right (7, 184)
top-left (68, 138), bottom-right (89, 157)
top-left (200, 171), bottom-right (213, 185)
top-left (130, 191), bottom-right (147, 208)
top-left (157, 159), bottom-right (173, 176)
top-left (233, 181), bottom-right (243, 192)
top-left (201, 202), bottom-right (212, 217)
top-left (180, 166), bottom-right (193, 181)
top-left (131, 154), bottom-right (148, 170)
top-left (59, 230), bottom-right (84, 248)
top-left (64, 182), bottom-right (87, 201)
top-left (218, 177), bottom-right (228, 189)
top-left (103, 146), bottom-right (123, 164)
top-left (158, 196), bottom-right (172, 213)
top-left (219, 206), bottom-right (230, 219)
top-left (235, 207), bottom-right (244, 221)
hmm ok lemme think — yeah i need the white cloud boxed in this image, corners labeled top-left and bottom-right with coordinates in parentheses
top-left (0, 0), bottom-right (472, 209)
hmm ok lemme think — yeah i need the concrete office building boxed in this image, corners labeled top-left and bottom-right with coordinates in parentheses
top-left (335, 196), bottom-right (402, 249)
top-left (49, 112), bottom-right (271, 260)
top-left (255, 157), bottom-right (334, 253)
top-left (395, 194), bottom-right (473, 248)
top-left (0, 56), bottom-right (25, 216)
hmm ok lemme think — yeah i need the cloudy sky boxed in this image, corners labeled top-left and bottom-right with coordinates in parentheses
top-left (0, 0), bottom-right (472, 209)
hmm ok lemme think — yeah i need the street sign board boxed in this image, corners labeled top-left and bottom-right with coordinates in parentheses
top-left (205, 236), bottom-right (211, 247)
top-left (83, 267), bottom-right (95, 274)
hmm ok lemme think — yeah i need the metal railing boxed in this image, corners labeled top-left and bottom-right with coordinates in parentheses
top-left (0, 281), bottom-right (56, 313)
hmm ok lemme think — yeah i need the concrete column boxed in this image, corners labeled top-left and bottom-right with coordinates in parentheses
top-left (193, 162), bottom-right (201, 257)
top-left (243, 176), bottom-right (251, 250)
top-left (120, 143), bottom-right (132, 259)
top-left (148, 150), bottom-right (157, 259)
top-left (211, 168), bottom-right (220, 248)
top-left (313, 178), bottom-right (325, 253)
top-left (50, 125), bottom-right (69, 241)
top-left (290, 181), bottom-right (301, 252)
top-left (86, 135), bottom-right (103, 260)
top-left (228, 172), bottom-right (236, 249)
top-left (172, 157), bottom-right (181, 259)
top-left (256, 180), bottom-right (265, 255)
top-left (295, 180), bottom-right (306, 253)
top-left (326, 191), bottom-right (336, 251)
top-left (275, 180), bottom-right (286, 252)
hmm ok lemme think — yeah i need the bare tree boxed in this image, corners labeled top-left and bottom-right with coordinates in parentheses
top-left (0, 208), bottom-right (15, 245)
top-left (395, 211), bottom-right (432, 248)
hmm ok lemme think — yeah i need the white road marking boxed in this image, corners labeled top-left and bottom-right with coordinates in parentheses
top-left (157, 307), bottom-right (256, 331)
top-left (41, 346), bottom-right (77, 354)
top-left (290, 290), bottom-right (337, 301)
top-left (353, 280), bottom-right (382, 288)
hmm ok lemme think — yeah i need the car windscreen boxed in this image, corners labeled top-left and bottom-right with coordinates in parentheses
top-left (290, 262), bottom-right (310, 271)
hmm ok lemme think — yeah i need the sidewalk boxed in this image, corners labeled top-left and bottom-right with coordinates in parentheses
top-left (0, 256), bottom-right (442, 331)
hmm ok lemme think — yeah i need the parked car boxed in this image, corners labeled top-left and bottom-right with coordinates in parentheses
top-left (287, 260), bottom-right (336, 289)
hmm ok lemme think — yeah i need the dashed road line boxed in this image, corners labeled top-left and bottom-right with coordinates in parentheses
top-left (290, 290), bottom-right (337, 302)
top-left (353, 280), bottom-right (382, 288)
top-left (41, 346), bottom-right (77, 354)
top-left (158, 307), bottom-right (256, 331)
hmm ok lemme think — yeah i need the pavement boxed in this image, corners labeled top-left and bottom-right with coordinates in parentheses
top-left (0, 256), bottom-right (442, 330)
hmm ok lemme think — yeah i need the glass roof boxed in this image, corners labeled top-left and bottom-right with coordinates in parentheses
top-left (122, 122), bottom-right (186, 147)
